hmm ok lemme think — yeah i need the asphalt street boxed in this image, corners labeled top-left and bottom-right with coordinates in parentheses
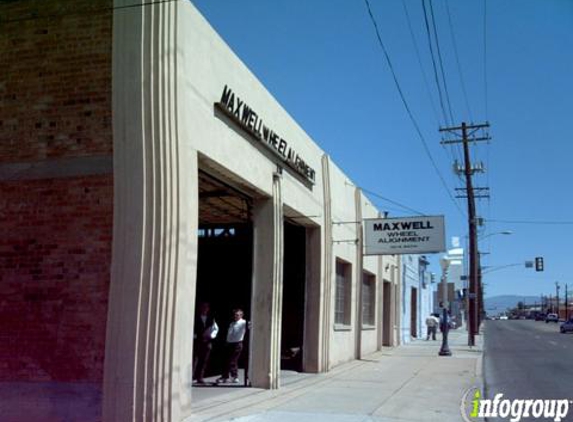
top-left (484, 320), bottom-right (573, 421)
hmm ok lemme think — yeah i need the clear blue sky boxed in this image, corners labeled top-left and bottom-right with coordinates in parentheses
top-left (191, 0), bottom-right (573, 299)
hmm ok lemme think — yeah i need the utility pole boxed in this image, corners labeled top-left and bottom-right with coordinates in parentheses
top-left (440, 122), bottom-right (490, 347)
top-left (556, 282), bottom-right (560, 319)
top-left (566, 284), bottom-right (569, 321)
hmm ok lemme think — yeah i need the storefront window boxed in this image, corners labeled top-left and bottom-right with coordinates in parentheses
top-left (362, 272), bottom-right (376, 326)
top-left (335, 259), bottom-right (352, 325)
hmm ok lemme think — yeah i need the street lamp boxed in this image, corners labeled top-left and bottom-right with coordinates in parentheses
top-left (481, 263), bottom-right (523, 275)
top-left (476, 230), bottom-right (512, 338)
top-left (479, 230), bottom-right (513, 240)
top-left (439, 257), bottom-right (452, 357)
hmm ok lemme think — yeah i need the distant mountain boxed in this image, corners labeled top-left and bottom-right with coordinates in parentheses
top-left (484, 295), bottom-right (540, 313)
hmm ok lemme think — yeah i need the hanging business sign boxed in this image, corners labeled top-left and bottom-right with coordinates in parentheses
top-left (215, 85), bottom-right (316, 184)
top-left (363, 215), bottom-right (446, 255)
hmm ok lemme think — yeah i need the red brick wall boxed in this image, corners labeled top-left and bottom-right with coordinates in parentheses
top-left (0, 175), bottom-right (113, 382)
top-left (0, 0), bottom-right (112, 163)
top-left (0, 0), bottom-right (113, 382)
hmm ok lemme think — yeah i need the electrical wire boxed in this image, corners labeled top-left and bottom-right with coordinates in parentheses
top-left (483, 0), bottom-right (489, 120)
top-left (360, 187), bottom-right (426, 216)
top-left (445, 0), bottom-right (473, 122)
top-left (422, 0), bottom-right (465, 174)
top-left (401, 0), bottom-right (466, 195)
top-left (363, 0), bottom-right (466, 218)
top-left (486, 127), bottom-right (492, 236)
top-left (428, 0), bottom-right (455, 125)
top-left (401, 0), bottom-right (441, 126)
top-left (421, 0), bottom-right (451, 127)
top-left (487, 219), bottom-right (573, 225)
top-left (402, 0), bottom-right (462, 191)
top-left (428, 0), bottom-right (468, 170)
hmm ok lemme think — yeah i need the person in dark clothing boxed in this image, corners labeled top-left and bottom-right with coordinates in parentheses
top-left (440, 310), bottom-right (452, 332)
top-left (193, 302), bottom-right (219, 384)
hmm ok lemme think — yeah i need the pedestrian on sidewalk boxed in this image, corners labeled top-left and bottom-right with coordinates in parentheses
top-left (440, 310), bottom-right (452, 333)
top-left (217, 308), bottom-right (247, 385)
top-left (425, 313), bottom-right (439, 340)
top-left (193, 302), bottom-right (219, 384)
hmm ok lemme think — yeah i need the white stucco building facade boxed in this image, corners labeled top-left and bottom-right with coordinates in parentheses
top-left (103, 1), bottom-right (403, 420)
top-left (399, 255), bottom-right (435, 344)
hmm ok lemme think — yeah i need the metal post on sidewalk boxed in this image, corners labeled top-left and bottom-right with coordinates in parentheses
top-left (566, 284), bottom-right (569, 321)
top-left (439, 257), bottom-right (452, 357)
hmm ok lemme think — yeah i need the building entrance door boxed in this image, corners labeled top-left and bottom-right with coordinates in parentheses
top-left (280, 221), bottom-right (306, 372)
top-left (410, 287), bottom-right (418, 338)
top-left (194, 170), bottom-right (253, 383)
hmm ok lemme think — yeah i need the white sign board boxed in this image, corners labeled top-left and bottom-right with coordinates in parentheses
top-left (363, 215), bottom-right (446, 255)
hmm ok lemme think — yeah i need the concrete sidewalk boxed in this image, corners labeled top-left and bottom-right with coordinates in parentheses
top-left (187, 329), bottom-right (483, 422)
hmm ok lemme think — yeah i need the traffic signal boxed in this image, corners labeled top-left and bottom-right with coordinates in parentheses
top-left (535, 257), bottom-right (544, 272)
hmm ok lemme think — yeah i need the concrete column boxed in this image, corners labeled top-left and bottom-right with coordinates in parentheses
top-left (104, 1), bottom-right (196, 421)
top-left (377, 254), bottom-right (384, 350)
top-left (394, 258), bottom-right (402, 346)
top-left (354, 188), bottom-right (364, 359)
top-left (320, 155), bottom-right (333, 371)
top-left (250, 174), bottom-right (283, 389)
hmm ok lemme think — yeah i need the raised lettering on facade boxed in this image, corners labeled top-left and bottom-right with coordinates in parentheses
top-left (216, 85), bottom-right (316, 184)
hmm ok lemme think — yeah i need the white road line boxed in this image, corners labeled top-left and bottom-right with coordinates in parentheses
top-left (549, 341), bottom-right (558, 346)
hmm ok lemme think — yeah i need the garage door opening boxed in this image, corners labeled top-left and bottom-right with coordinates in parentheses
top-left (281, 221), bottom-right (306, 372)
top-left (194, 171), bottom-right (253, 384)
top-left (382, 281), bottom-right (392, 346)
top-left (410, 287), bottom-right (418, 338)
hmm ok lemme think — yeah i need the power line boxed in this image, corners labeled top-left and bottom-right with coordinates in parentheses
top-left (483, 0), bottom-right (489, 120)
top-left (428, 0), bottom-right (455, 125)
top-left (485, 131), bottom-right (492, 236)
top-left (363, 0), bottom-right (466, 218)
top-left (402, 0), bottom-right (465, 201)
top-left (445, 0), bottom-right (473, 122)
top-left (425, 0), bottom-right (470, 169)
top-left (487, 219), bottom-right (573, 226)
top-left (401, 0), bottom-right (441, 126)
top-left (360, 187), bottom-right (425, 216)
top-left (422, 0), bottom-right (466, 179)
top-left (421, 0), bottom-right (451, 127)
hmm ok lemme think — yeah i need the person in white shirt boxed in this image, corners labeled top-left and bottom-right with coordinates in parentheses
top-left (216, 309), bottom-right (247, 384)
top-left (425, 313), bottom-right (439, 340)
top-left (193, 302), bottom-right (218, 384)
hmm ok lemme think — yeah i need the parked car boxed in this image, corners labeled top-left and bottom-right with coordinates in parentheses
top-left (535, 313), bottom-right (547, 321)
top-left (499, 315), bottom-right (508, 320)
top-left (546, 313), bottom-right (559, 323)
top-left (561, 319), bottom-right (573, 333)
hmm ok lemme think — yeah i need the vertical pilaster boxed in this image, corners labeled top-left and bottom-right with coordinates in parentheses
top-left (354, 188), bottom-right (364, 359)
top-left (320, 155), bottom-right (333, 371)
top-left (377, 252), bottom-right (384, 350)
top-left (394, 257), bottom-right (401, 346)
top-left (250, 174), bottom-right (283, 389)
top-left (104, 1), bottom-right (195, 421)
